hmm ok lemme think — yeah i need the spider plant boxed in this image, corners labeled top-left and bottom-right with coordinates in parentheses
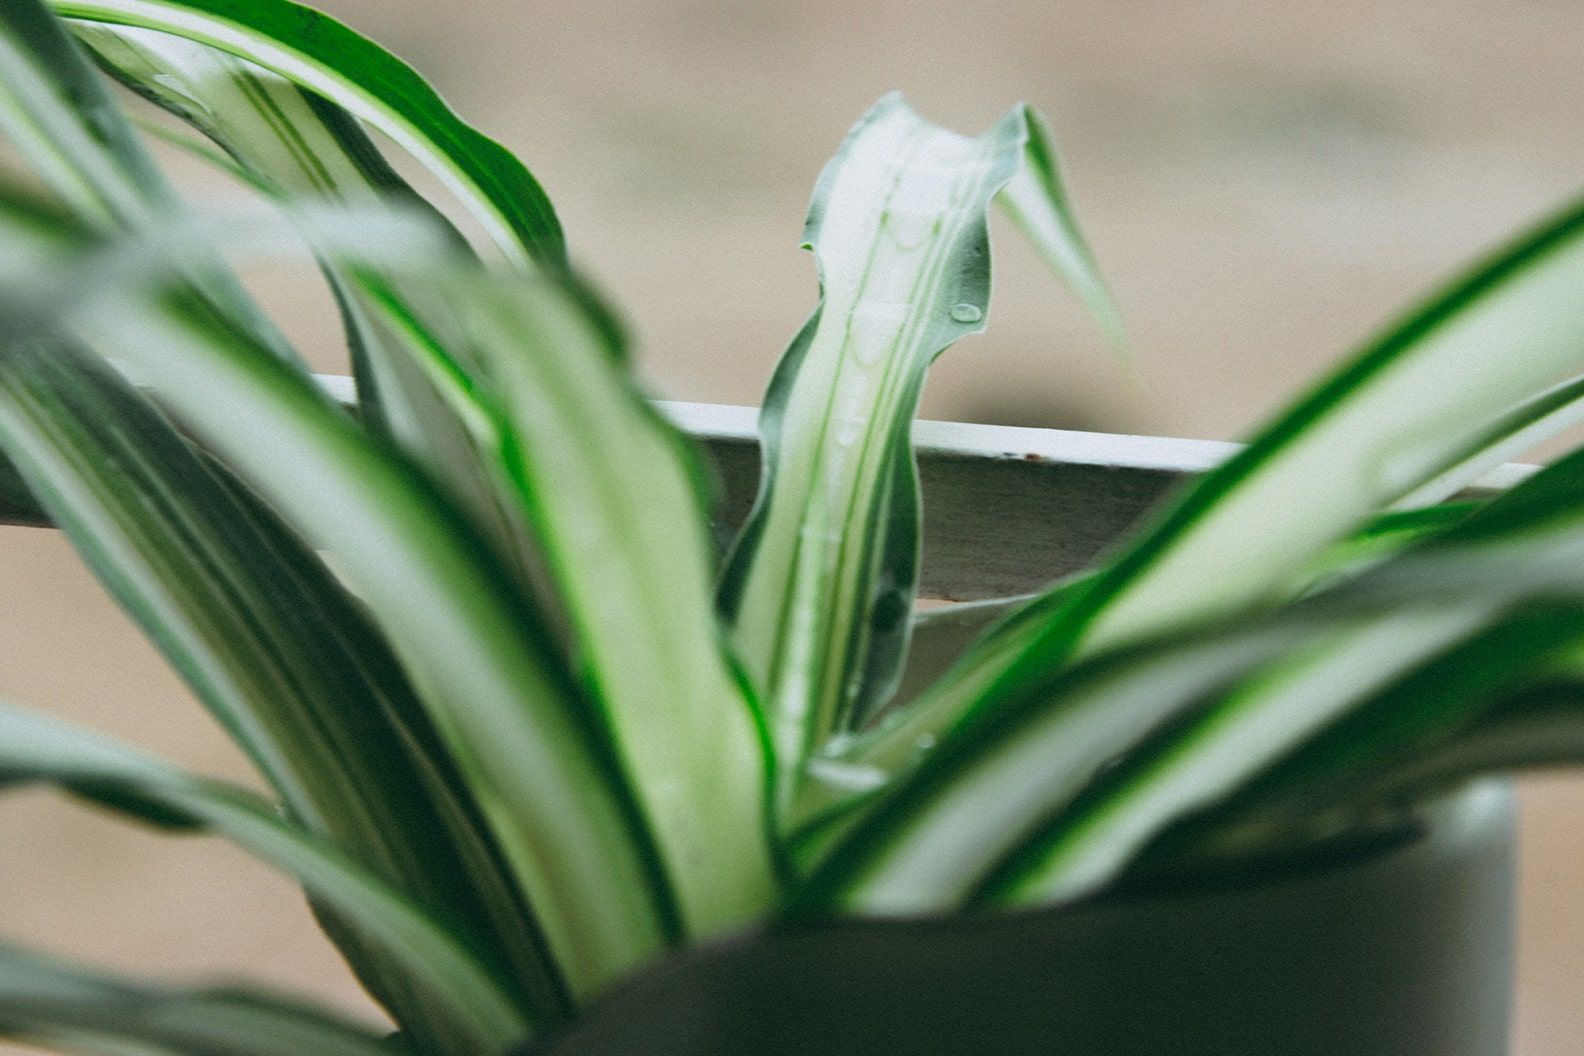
top-left (0, 0), bottom-right (1581, 1051)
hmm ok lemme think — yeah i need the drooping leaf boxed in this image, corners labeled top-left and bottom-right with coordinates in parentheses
top-left (0, 0), bottom-right (292, 358)
top-left (1107, 454), bottom-right (1584, 879)
top-left (68, 22), bottom-right (561, 620)
top-left (975, 606), bottom-right (1501, 907)
top-left (0, 942), bottom-right (397, 1056)
top-left (995, 105), bottom-right (1124, 353)
top-left (792, 500), bottom-right (1483, 832)
top-left (720, 95), bottom-right (1117, 809)
top-left (0, 194), bottom-right (674, 1000)
top-left (0, 340), bottom-right (571, 1041)
top-left (50, 0), bottom-right (565, 265)
top-left (0, 700), bottom-right (531, 1053)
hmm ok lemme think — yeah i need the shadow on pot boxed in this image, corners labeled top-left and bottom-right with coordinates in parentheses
top-left (538, 781), bottom-right (1515, 1056)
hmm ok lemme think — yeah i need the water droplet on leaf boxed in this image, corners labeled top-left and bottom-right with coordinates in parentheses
top-left (950, 303), bottom-right (983, 324)
top-left (886, 207), bottom-right (937, 250)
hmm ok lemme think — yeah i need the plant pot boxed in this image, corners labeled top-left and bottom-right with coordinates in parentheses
top-left (541, 779), bottom-right (1515, 1056)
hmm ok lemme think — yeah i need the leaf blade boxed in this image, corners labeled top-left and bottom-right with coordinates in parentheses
top-left (0, 195), bottom-right (675, 999)
top-left (996, 105), bottom-right (1124, 353)
top-left (421, 274), bottom-right (779, 936)
top-left (803, 444), bottom-right (1584, 913)
top-left (0, 340), bottom-right (572, 1040)
top-left (835, 188), bottom-right (1584, 796)
top-left (720, 95), bottom-right (1029, 804)
top-left (0, 943), bottom-right (396, 1056)
top-left (52, 0), bottom-right (565, 265)
top-left (0, 700), bottom-right (530, 1053)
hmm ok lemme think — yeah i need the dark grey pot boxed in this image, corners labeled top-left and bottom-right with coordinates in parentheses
top-left (543, 780), bottom-right (1516, 1056)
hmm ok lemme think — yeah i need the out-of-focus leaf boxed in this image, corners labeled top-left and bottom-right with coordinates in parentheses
top-left (0, 942), bottom-right (397, 1056)
top-left (0, 341), bottom-right (571, 1042)
top-left (52, 0), bottom-right (565, 265)
top-left (398, 273), bottom-right (778, 937)
top-left (69, 22), bottom-right (560, 621)
top-left (0, 187), bottom-right (674, 1001)
top-left (0, 0), bottom-right (291, 357)
top-left (0, 701), bottom-right (531, 1053)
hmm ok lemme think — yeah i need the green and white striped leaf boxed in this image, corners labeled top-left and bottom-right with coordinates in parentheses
top-left (409, 273), bottom-right (778, 937)
top-left (68, 23), bottom-right (561, 616)
top-left (98, 299), bottom-right (673, 1000)
top-left (1391, 371), bottom-right (1584, 511)
top-left (0, 943), bottom-right (397, 1056)
top-left (0, 701), bottom-right (530, 1053)
top-left (721, 95), bottom-right (1116, 808)
top-left (995, 105), bottom-right (1123, 352)
top-left (801, 445), bottom-right (1584, 913)
top-left (50, 0), bottom-right (565, 266)
top-left (1053, 195), bottom-right (1584, 654)
top-left (1018, 457), bottom-right (1584, 890)
top-left (976, 607), bottom-right (1499, 907)
top-left (0, 200), bottom-right (674, 1000)
top-left (1345, 673), bottom-right (1584, 799)
top-left (797, 602), bottom-right (1492, 913)
top-left (0, 340), bottom-right (571, 1042)
top-left (1123, 607), bottom-right (1584, 888)
top-left (0, 0), bottom-right (163, 224)
top-left (0, 0), bottom-right (291, 359)
top-left (885, 501), bottom-right (1477, 732)
top-left (793, 500), bottom-right (1482, 833)
top-left (834, 190), bottom-right (1584, 793)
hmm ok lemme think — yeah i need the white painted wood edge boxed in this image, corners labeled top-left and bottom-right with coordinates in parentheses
top-left (648, 396), bottom-right (1538, 492)
top-left (311, 374), bottom-right (1537, 494)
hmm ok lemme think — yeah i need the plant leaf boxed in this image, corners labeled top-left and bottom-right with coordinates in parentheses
top-left (793, 500), bottom-right (1482, 832)
top-left (975, 607), bottom-right (1499, 907)
top-left (397, 272), bottom-right (779, 936)
top-left (800, 444), bottom-right (1584, 913)
top-left (0, 198), bottom-right (675, 999)
top-left (1116, 606), bottom-right (1584, 891)
top-left (833, 189), bottom-right (1584, 795)
top-left (0, 942), bottom-right (397, 1056)
top-left (51, 0), bottom-right (565, 266)
top-left (721, 95), bottom-right (1114, 809)
top-left (0, 700), bottom-right (530, 1053)
top-left (883, 510), bottom-right (1448, 743)
top-left (995, 105), bottom-right (1124, 353)
top-left (0, 0), bottom-right (163, 224)
top-left (0, 340), bottom-right (572, 1042)
top-left (0, 0), bottom-right (293, 359)
top-left (104, 297), bottom-right (675, 999)
top-left (1391, 370), bottom-right (1584, 511)
top-left (67, 22), bottom-right (562, 619)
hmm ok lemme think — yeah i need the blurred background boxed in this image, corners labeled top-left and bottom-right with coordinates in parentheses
top-left (2, 0), bottom-right (1582, 1051)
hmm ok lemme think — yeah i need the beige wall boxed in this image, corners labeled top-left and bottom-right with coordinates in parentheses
top-left (2, 0), bottom-right (1581, 1051)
